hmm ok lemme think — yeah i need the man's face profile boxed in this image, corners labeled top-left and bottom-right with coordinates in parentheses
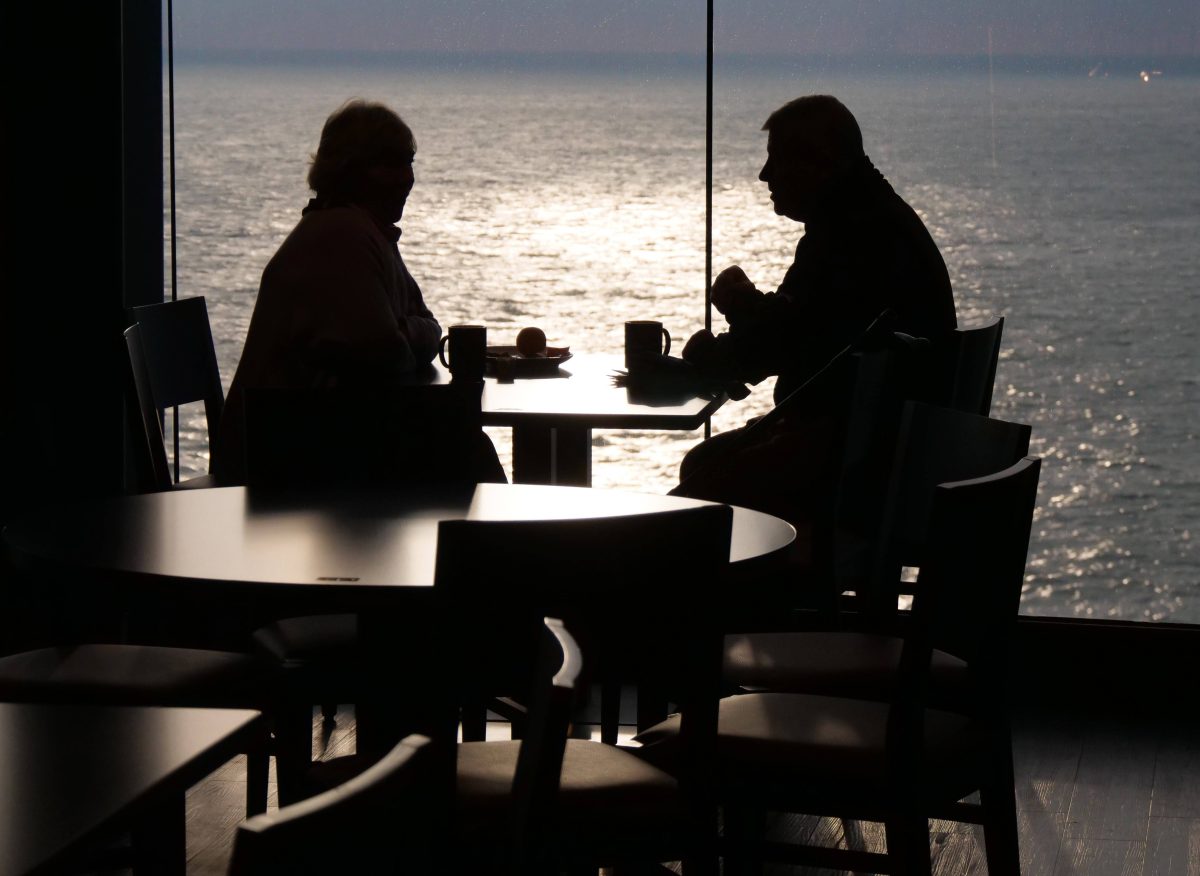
top-left (758, 129), bottom-right (833, 223)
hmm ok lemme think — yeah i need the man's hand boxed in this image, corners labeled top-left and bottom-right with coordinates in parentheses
top-left (710, 265), bottom-right (759, 317)
top-left (682, 329), bottom-right (718, 366)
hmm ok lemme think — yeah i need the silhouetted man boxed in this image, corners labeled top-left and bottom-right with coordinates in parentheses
top-left (676, 95), bottom-right (955, 527)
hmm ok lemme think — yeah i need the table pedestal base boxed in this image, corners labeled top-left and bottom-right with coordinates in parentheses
top-left (511, 425), bottom-right (592, 487)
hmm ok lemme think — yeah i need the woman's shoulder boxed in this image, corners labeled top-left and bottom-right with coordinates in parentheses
top-left (267, 205), bottom-right (387, 271)
top-left (291, 204), bottom-right (382, 243)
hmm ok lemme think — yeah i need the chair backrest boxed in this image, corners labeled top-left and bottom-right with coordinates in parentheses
top-left (888, 457), bottom-right (1040, 764)
top-left (124, 323), bottom-right (173, 490)
top-left (935, 316), bottom-right (1004, 416)
top-left (919, 457), bottom-right (1041, 668)
top-left (827, 342), bottom-right (940, 598)
top-left (242, 383), bottom-right (484, 489)
top-left (864, 401), bottom-right (1032, 615)
top-left (433, 504), bottom-right (732, 779)
top-left (508, 617), bottom-right (584, 872)
top-left (228, 733), bottom-right (436, 874)
top-left (125, 297), bottom-right (225, 486)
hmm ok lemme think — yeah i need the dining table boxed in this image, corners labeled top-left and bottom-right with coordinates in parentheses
top-left (0, 702), bottom-right (261, 876)
top-left (3, 482), bottom-right (793, 609)
top-left (420, 352), bottom-right (726, 487)
top-left (4, 482), bottom-right (793, 755)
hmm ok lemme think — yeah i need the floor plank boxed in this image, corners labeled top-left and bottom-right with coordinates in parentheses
top-left (1064, 720), bottom-right (1157, 841)
top-left (1143, 817), bottom-right (1200, 876)
top-left (1151, 728), bottom-right (1200, 819)
top-left (1014, 713), bottom-right (1082, 815)
top-left (1052, 836), bottom-right (1146, 876)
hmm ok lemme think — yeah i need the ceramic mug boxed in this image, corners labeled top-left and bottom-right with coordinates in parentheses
top-left (624, 320), bottom-right (672, 372)
top-left (438, 324), bottom-right (487, 382)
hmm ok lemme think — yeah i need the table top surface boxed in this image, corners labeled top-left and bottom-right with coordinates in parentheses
top-left (5, 483), bottom-right (794, 599)
top-left (423, 353), bottom-right (726, 429)
top-left (0, 703), bottom-right (261, 876)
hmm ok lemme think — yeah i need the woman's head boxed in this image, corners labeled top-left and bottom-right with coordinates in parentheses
top-left (308, 100), bottom-right (416, 222)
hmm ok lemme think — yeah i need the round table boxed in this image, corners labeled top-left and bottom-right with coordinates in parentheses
top-left (4, 483), bottom-right (795, 608)
top-left (6, 483), bottom-right (796, 755)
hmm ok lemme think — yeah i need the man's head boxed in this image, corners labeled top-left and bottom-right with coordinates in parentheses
top-left (759, 95), bottom-right (864, 222)
top-left (308, 100), bottom-right (417, 224)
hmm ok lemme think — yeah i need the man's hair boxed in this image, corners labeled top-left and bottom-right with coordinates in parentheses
top-left (307, 99), bottom-right (416, 198)
top-left (762, 95), bottom-right (864, 165)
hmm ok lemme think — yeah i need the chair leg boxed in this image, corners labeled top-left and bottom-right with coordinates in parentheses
top-left (245, 747), bottom-right (270, 816)
top-left (885, 814), bottom-right (931, 876)
top-left (274, 702), bottom-right (315, 806)
top-left (841, 817), bottom-right (868, 853)
top-left (721, 804), bottom-right (765, 876)
top-left (461, 699), bottom-right (487, 741)
top-left (980, 757), bottom-right (1022, 873)
top-left (601, 678), bottom-right (621, 744)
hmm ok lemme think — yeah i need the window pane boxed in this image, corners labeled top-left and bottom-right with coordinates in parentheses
top-left (169, 1), bottom-right (707, 487)
top-left (714, 3), bottom-right (1199, 622)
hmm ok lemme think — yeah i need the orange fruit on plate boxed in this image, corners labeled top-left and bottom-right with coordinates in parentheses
top-left (516, 326), bottom-right (547, 357)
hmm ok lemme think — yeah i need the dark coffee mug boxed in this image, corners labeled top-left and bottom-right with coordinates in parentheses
top-left (624, 320), bottom-right (671, 372)
top-left (438, 324), bottom-right (487, 382)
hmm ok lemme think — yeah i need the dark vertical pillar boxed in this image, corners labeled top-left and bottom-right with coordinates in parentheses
top-left (123, 0), bottom-right (165, 310)
top-left (0, 2), bottom-right (161, 523)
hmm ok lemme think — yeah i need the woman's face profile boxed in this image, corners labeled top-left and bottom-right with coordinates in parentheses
top-left (366, 148), bottom-right (416, 224)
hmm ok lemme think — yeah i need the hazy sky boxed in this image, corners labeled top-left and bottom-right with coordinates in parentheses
top-left (175, 1), bottom-right (1199, 58)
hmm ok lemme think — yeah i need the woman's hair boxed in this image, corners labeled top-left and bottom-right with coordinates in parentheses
top-left (307, 99), bottom-right (416, 198)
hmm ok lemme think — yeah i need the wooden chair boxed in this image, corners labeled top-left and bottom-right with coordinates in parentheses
top-left (125, 296), bottom-right (225, 490)
top-left (241, 382), bottom-right (488, 490)
top-left (937, 316), bottom-right (1005, 416)
top-left (821, 317), bottom-right (1006, 606)
top-left (724, 402), bottom-right (1032, 704)
top-left (0, 642), bottom-right (275, 815)
top-left (452, 506), bottom-right (730, 872)
top-left (302, 505), bottom-right (732, 874)
top-left (233, 618), bottom-right (584, 875)
top-left (228, 734), bottom-right (437, 875)
top-left (638, 456), bottom-right (1041, 874)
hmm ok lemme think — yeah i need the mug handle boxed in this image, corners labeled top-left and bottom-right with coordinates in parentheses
top-left (661, 327), bottom-right (672, 357)
top-left (438, 334), bottom-right (451, 368)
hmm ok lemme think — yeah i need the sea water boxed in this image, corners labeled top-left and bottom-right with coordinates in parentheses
top-left (166, 60), bottom-right (1199, 622)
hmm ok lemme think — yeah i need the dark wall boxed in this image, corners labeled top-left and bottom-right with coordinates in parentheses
top-left (1, 1), bottom-right (162, 523)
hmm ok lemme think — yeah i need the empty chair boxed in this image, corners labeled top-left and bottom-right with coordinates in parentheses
top-left (638, 456), bottom-right (1041, 874)
top-left (0, 641), bottom-right (275, 815)
top-left (228, 734), bottom-right (437, 875)
top-left (125, 296), bottom-right (226, 490)
top-left (725, 401), bottom-right (1032, 704)
top-left (233, 620), bottom-right (583, 875)
top-left (303, 504), bottom-right (733, 874)
top-left (241, 382), bottom-right (495, 489)
top-left (937, 316), bottom-right (1005, 416)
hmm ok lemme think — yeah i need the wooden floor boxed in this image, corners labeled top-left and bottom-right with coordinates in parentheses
top-left (179, 704), bottom-right (1200, 875)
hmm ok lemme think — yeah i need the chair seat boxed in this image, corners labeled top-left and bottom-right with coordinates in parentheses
top-left (0, 643), bottom-right (272, 705)
top-left (303, 739), bottom-right (688, 853)
top-left (456, 739), bottom-right (686, 844)
top-left (635, 692), bottom-right (982, 806)
top-left (175, 473), bottom-right (220, 489)
top-left (723, 631), bottom-right (968, 705)
top-left (251, 613), bottom-right (359, 665)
